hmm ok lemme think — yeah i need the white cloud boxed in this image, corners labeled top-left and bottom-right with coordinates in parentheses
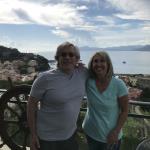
top-left (93, 26), bottom-right (150, 47)
top-left (0, 0), bottom-right (86, 27)
top-left (0, 0), bottom-right (149, 50)
top-left (51, 29), bottom-right (70, 38)
top-left (76, 5), bottom-right (88, 11)
top-left (93, 16), bottom-right (132, 31)
top-left (0, 0), bottom-right (29, 24)
top-left (143, 26), bottom-right (150, 31)
top-left (75, 24), bottom-right (97, 32)
top-left (95, 16), bottom-right (115, 25)
top-left (94, 35), bottom-right (149, 47)
top-left (107, 0), bottom-right (150, 20)
top-left (0, 36), bottom-right (17, 48)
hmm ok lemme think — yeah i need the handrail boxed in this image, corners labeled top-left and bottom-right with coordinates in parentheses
top-left (0, 89), bottom-right (7, 96)
top-left (0, 89), bottom-right (7, 92)
top-left (81, 100), bottom-right (150, 119)
top-left (1, 90), bottom-right (150, 107)
top-left (129, 100), bottom-right (150, 106)
top-left (128, 113), bottom-right (150, 119)
top-left (1, 89), bottom-right (150, 119)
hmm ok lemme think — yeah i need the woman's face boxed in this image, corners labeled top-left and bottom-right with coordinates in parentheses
top-left (58, 47), bottom-right (78, 73)
top-left (92, 54), bottom-right (108, 77)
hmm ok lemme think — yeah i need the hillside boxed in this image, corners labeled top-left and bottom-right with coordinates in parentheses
top-left (0, 45), bottom-right (50, 72)
top-left (0, 45), bottom-right (50, 82)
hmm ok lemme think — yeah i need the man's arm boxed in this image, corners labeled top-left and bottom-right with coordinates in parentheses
top-left (27, 96), bottom-right (40, 150)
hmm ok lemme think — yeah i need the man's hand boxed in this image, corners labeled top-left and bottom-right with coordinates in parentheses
top-left (30, 134), bottom-right (40, 150)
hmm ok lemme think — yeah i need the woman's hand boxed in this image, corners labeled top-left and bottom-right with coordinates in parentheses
top-left (76, 61), bottom-right (86, 69)
top-left (30, 134), bottom-right (40, 150)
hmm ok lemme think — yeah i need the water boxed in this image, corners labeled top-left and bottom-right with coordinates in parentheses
top-left (81, 51), bottom-right (150, 74)
top-left (39, 50), bottom-right (150, 74)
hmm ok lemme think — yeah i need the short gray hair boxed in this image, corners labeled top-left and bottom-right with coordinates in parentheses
top-left (55, 41), bottom-right (80, 60)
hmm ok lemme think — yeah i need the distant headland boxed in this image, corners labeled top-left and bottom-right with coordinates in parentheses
top-left (80, 44), bottom-right (150, 51)
top-left (0, 45), bottom-right (50, 82)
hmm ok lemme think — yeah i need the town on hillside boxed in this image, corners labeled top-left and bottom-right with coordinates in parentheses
top-left (0, 45), bottom-right (50, 82)
top-left (0, 45), bottom-right (150, 102)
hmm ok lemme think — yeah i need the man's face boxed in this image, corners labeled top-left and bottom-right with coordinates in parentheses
top-left (58, 47), bottom-right (78, 73)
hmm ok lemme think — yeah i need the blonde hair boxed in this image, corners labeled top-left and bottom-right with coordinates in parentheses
top-left (88, 51), bottom-right (114, 80)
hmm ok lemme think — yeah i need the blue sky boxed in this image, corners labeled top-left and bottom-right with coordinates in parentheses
top-left (0, 0), bottom-right (150, 53)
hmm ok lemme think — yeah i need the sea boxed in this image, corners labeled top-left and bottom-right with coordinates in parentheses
top-left (39, 50), bottom-right (150, 75)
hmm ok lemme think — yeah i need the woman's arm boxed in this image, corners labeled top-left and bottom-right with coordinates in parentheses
top-left (27, 96), bottom-right (40, 150)
top-left (115, 95), bottom-right (128, 134)
top-left (107, 95), bottom-right (128, 144)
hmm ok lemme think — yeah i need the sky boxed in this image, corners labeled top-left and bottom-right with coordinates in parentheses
top-left (0, 0), bottom-right (150, 53)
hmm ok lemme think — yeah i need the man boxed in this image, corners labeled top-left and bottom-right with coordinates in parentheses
top-left (27, 42), bottom-right (87, 150)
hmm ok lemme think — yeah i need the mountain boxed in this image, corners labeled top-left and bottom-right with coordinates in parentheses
top-left (0, 45), bottom-right (50, 72)
top-left (134, 45), bottom-right (150, 51)
top-left (80, 45), bottom-right (150, 51)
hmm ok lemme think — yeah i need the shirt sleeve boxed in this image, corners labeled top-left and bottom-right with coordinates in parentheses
top-left (30, 73), bottom-right (48, 101)
top-left (117, 78), bottom-right (128, 98)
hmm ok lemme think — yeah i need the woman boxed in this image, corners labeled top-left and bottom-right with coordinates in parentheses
top-left (82, 51), bottom-right (128, 150)
top-left (27, 42), bottom-right (87, 150)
